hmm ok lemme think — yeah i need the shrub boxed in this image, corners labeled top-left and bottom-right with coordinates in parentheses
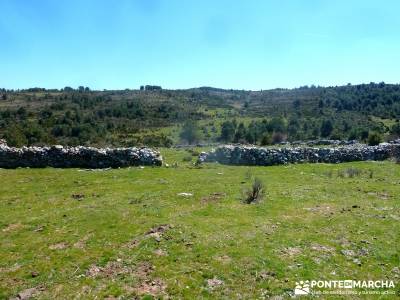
top-left (182, 155), bottom-right (193, 162)
top-left (242, 177), bottom-right (264, 204)
top-left (260, 133), bottom-right (272, 146)
top-left (367, 132), bottom-right (382, 146)
top-left (390, 123), bottom-right (400, 137)
top-left (186, 148), bottom-right (200, 156)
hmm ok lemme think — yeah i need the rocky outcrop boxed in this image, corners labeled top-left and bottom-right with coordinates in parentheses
top-left (198, 143), bottom-right (399, 166)
top-left (0, 141), bottom-right (162, 168)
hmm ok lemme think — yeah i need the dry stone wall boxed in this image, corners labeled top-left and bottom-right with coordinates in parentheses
top-left (198, 143), bottom-right (399, 166)
top-left (0, 141), bottom-right (162, 168)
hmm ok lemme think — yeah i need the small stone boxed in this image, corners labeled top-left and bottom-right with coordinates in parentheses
top-left (353, 258), bottom-right (362, 266)
top-left (341, 249), bottom-right (355, 258)
top-left (177, 192), bottom-right (193, 197)
top-left (33, 226), bottom-right (44, 232)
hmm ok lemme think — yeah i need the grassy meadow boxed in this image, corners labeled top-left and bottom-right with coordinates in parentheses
top-left (0, 149), bottom-right (399, 299)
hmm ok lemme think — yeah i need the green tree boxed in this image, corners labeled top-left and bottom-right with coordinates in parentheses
top-left (180, 121), bottom-right (202, 145)
top-left (390, 123), bottom-right (400, 137)
top-left (220, 121), bottom-right (236, 142)
top-left (4, 125), bottom-right (27, 147)
top-left (268, 116), bottom-right (286, 133)
top-left (360, 130), bottom-right (369, 141)
top-left (234, 123), bottom-right (247, 143)
top-left (287, 118), bottom-right (300, 140)
top-left (320, 119), bottom-right (333, 137)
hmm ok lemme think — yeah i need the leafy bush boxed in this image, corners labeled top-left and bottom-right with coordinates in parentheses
top-left (186, 148), bottom-right (200, 156)
top-left (367, 132), bottom-right (382, 146)
top-left (260, 133), bottom-right (272, 146)
top-left (182, 155), bottom-right (193, 162)
top-left (242, 177), bottom-right (264, 204)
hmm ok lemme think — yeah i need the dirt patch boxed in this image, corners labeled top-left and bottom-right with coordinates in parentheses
top-left (310, 244), bottom-right (335, 253)
top-left (125, 239), bottom-right (140, 249)
top-left (337, 237), bottom-right (353, 247)
top-left (215, 255), bottom-right (231, 264)
top-left (257, 270), bottom-right (276, 280)
top-left (136, 278), bottom-right (167, 296)
top-left (207, 278), bottom-right (224, 290)
top-left (303, 205), bottom-right (334, 214)
top-left (126, 224), bottom-right (173, 249)
top-left (146, 224), bottom-right (172, 236)
top-left (2, 223), bottom-right (23, 233)
top-left (146, 224), bottom-right (173, 241)
top-left (86, 260), bottom-right (132, 278)
top-left (134, 262), bottom-right (154, 278)
top-left (153, 249), bottom-right (167, 256)
top-left (130, 262), bottom-right (168, 297)
top-left (0, 264), bottom-right (21, 273)
top-left (281, 247), bottom-right (302, 257)
top-left (73, 234), bottom-right (92, 249)
top-left (49, 242), bottom-right (68, 250)
top-left (11, 286), bottom-right (45, 300)
top-left (309, 244), bottom-right (335, 264)
top-left (366, 191), bottom-right (392, 200)
top-left (201, 192), bottom-right (226, 204)
top-left (261, 223), bottom-right (279, 235)
top-left (86, 260), bottom-right (157, 281)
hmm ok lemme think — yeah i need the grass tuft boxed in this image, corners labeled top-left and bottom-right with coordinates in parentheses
top-left (242, 177), bottom-right (264, 204)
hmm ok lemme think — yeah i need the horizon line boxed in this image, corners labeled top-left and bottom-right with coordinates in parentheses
top-left (1, 81), bottom-right (398, 92)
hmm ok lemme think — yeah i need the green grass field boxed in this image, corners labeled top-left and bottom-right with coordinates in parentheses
top-left (1, 149), bottom-right (399, 299)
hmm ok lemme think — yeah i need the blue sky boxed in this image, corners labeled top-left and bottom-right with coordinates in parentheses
top-left (1, 0), bottom-right (399, 90)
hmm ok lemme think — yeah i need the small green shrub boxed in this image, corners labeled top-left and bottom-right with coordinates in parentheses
top-left (186, 148), bottom-right (200, 156)
top-left (182, 155), bottom-right (193, 162)
top-left (260, 133), bottom-right (272, 146)
top-left (367, 132), bottom-right (382, 146)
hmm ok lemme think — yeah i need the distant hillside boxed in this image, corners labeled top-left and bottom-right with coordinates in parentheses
top-left (0, 83), bottom-right (399, 147)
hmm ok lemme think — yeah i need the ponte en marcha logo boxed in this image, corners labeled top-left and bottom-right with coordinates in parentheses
top-left (294, 280), bottom-right (396, 296)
